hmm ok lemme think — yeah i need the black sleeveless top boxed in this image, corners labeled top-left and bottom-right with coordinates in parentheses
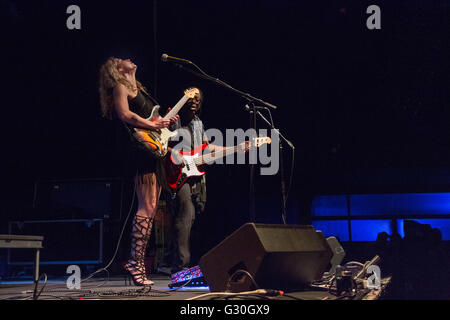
top-left (128, 90), bottom-right (157, 119)
top-left (120, 90), bottom-right (159, 175)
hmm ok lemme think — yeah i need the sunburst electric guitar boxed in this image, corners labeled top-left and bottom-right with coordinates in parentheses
top-left (132, 88), bottom-right (200, 159)
top-left (165, 137), bottom-right (272, 192)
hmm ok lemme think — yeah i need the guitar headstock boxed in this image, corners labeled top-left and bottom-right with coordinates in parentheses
top-left (184, 87), bottom-right (200, 99)
top-left (253, 137), bottom-right (271, 147)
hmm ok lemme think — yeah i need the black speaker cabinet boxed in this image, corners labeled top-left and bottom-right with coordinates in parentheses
top-left (8, 219), bottom-right (103, 265)
top-left (199, 223), bottom-right (333, 292)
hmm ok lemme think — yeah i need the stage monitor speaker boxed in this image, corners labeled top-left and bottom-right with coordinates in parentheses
top-left (199, 223), bottom-right (333, 292)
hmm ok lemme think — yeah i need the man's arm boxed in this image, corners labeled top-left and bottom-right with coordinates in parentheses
top-left (205, 143), bottom-right (227, 153)
top-left (206, 140), bottom-right (249, 153)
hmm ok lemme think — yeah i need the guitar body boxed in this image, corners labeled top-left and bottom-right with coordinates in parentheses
top-left (133, 106), bottom-right (177, 159)
top-left (130, 88), bottom-right (200, 159)
top-left (165, 144), bottom-right (209, 192)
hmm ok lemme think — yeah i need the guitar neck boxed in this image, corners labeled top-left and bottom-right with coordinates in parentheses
top-left (195, 145), bottom-right (240, 166)
top-left (164, 95), bottom-right (190, 119)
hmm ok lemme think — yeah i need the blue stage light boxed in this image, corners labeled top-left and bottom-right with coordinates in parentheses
top-left (350, 220), bottom-right (392, 241)
top-left (312, 220), bottom-right (349, 242)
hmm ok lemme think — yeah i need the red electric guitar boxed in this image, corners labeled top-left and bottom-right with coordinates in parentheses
top-left (165, 137), bottom-right (271, 192)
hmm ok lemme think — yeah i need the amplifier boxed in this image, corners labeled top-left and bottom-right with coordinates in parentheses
top-left (8, 219), bottom-right (103, 265)
top-left (32, 178), bottom-right (124, 220)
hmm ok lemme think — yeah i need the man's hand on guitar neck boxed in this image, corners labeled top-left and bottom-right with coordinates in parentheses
top-left (238, 141), bottom-right (251, 153)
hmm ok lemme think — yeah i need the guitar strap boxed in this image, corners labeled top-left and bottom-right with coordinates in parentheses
top-left (140, 89), bottom-right (160, 107)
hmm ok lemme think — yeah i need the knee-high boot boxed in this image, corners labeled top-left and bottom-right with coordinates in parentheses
top-left (124, 215), bottom-right (154, 286)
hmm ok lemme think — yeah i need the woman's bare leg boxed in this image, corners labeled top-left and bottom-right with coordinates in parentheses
top-left (125, 173), bottom-right (161, 286)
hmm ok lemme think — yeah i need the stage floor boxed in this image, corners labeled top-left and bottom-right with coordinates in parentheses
top-left (0, 275), bottom-right (389, 300)
top-left (0, 275), bottom-right (211, 300)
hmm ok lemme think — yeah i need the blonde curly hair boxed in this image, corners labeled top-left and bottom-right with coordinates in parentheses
top-left (98, 57), bottom-right (149, 119)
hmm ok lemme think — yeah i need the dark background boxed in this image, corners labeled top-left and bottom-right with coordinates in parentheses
top-left (1, 0), bottom-right (449, 269)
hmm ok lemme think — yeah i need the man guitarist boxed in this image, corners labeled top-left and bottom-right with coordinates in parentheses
top-left (159, 87), bottom-right (219, 274)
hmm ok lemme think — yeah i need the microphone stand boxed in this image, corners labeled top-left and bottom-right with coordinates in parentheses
top-left (248, 102), bottom-right (257, 222)
top-left (247, 105), bottom-right (295, 224)
top-left (169, 61), bottom-right (282, 223)
top-left (169, 62), bottom-right (277, 109)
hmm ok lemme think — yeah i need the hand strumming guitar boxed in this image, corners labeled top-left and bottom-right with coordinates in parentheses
top-left (149, 115), bottom-right (178, 130)
top-left (167, 147), bottom-right (185, 167)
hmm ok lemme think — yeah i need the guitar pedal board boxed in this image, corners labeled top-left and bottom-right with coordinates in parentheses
top-left (169, 265), bottom-right (208, 288)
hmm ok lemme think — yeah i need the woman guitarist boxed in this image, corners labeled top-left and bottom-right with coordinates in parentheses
top-left (99, 57), bottom-right (178, 286)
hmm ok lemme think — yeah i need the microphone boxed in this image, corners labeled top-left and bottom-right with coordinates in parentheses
top-left (161, 54), bottom-right (192, 64)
